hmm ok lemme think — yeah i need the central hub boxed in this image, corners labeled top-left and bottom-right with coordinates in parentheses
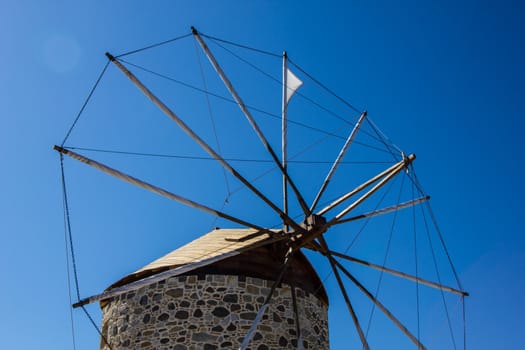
top-left (302, 214), bottom-right (327, 232)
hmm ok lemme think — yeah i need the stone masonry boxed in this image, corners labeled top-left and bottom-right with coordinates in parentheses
top-left (100, 274), bottom-right (328, 349)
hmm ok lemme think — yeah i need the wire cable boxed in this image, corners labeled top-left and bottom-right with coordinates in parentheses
top-left (115, 33), bottom-right (192, 58)
top-left (363, 175), bottom-right (405, 345)
top-left (61, 60), bottom-right (110, 147)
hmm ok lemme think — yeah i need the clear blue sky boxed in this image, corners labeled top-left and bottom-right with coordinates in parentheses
top-left (1, 1), bottom-right (524, 349)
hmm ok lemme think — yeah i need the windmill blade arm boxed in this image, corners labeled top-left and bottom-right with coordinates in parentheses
top-left (310, 111), bottom-right (367, 212)
top-left (326, 254), bottom-right (370, 350)
top-left (333, 195), bottom-right (430, 225)
top-left (326, 154), bottom-right (415, 227)
top-left (329, 250), bottom-right (469, 297)
top-left (104, 52), bottom-right (304, 233)
top-left (191, 28), bottom-right (312, 217)
top-left (240, 248), bottom-right (294, 350)
top-left (317, 157), bottom-right (407, 216)
top-left (332, 259), bottom-right (427, 350)
top-left (54, 146), bottom-right (266, 231)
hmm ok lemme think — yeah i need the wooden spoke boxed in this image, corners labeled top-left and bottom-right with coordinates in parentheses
top-left (334, 196), bottom-right (430, 225)
top-left (333, 259), bottom-right (427, 349)
top-left (310, 111), bottom-right (367, 212)
top-left (54, 146), bottom-right (267, 231)
top-left (327, 254), bottom-right (370, 350)
top-left (329, 250), bottom-right (468, 297)
top-left (317, 157), bottom-right (409, 216)
top-left (326, 154), bottom-right (415, 227)
top-left (240, 248), bottom-right (294, 350)
top-left (191, 28), bottom-right (312, 218)
top-left (105, 53), bottom-right (304, 233)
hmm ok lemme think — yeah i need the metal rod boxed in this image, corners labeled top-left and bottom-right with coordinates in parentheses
top-left (54, 146), bottom-right (264, 230)
top-left (191, 27), bottom-right (312, 217)
top-left (282, 51), bottom-right (289, 232)
top-left (329, 250), bottom-right (469, 297)
top-left (334, 196), bottom-right (430, 225)
top-left (333, 259), bottom-right (427, 349)
top-left (310, 111), bottom-right (367, 212)
top-left (317, 157), bottom-right (406, 216)
top-left (327, 254), bottom-right (370, 350)
top-left (105, 52), bottom-right (303, 233)
top-left (290, 281), bottom-right (304, 350)
top-left (329, 154), bottom-right (415, 226)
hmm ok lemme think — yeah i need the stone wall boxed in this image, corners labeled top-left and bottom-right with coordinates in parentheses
top-left (100, 274), bottom-right (329, 349)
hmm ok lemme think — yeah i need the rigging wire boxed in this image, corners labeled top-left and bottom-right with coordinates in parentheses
top-left (412, 181), bottom-right (422, 348)
top-left (287, 58), bottom-right (362, 115)
top-left (193, 36), bottom-right (232, 197)
top-left (61, 60), bottom-right (110, 147)
top-left (420, 199), bottom-right (457, 350)
top-left (207, 38), bottom-right (389, 149)
top-left (363, 175), bottom-right (406, 345)
top-left (62, 166), bottom-right (77, 350)
top-left (117, 58), bottom-right (391, 154)
top-left (60, 155), bottom-right (113, 349)
top-left (200, 32), bottom-right (281, 58)
top-left (115, 33), bottom-right (193, 58)
top-left (65, 146), bottom-right (393, 165)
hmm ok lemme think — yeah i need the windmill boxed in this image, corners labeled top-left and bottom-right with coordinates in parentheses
top-left (56, 27), bottom-right (468, 349)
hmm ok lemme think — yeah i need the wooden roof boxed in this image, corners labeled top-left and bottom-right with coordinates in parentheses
top-left (108, 228), bottom-right (328, 304)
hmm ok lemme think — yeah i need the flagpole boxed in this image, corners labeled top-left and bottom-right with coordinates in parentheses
top-left (282, 51), bottom-right (289, 232)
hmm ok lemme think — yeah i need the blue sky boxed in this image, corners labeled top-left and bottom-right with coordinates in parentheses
top-left (1, 1), bottom-right (524, 349)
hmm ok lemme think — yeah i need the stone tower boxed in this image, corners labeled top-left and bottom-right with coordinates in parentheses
top-left (99, 228), bottom-right (329, 349)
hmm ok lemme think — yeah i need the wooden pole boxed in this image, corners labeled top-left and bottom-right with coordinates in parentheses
top-left (317, 157), bottom-right (408, 216)
top-left (104, 52), bottom-right (304, 233)
top-left (310, 111), bottom-right (367, 212)
top-left (328, 154), bottom-right (415, 226)
top-left (191, 27), bottom-right (312, 217)
top-left (333, 259), bottom-right (427, 349)
top-left (54, 146), bottom-right (265, 231)
top-left (329, 250), bottom-right (468, 297)
top-left (282, 51), bottom-right (289, 232)
top-left (334, 196), bottom-right (430, 225)
top-left (327, 254), bottom-right (370, 350)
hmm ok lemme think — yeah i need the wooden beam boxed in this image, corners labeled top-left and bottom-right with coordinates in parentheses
top-left (329, 250), bottom-right (469, 297)
top-left (310, 111), bottom-right (367, 212)
top-left (105, 52), bottom-right (303, 233)
top-left (328, 154), bottom-right (415, 226)
top-left (327, 254), bottom-right (370, 350)
top-left (334, 196), bottom-right (430, 225)
top-left (317, 157), bottom-right (407, 216)
top-left (333, 259), bottom-right (427, 349)
top-left (54, 146), bottom-right (265, 230)
top-left (191, 27), bottom-right (312, 218)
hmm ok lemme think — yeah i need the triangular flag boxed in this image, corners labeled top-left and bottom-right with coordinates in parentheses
top-left (285, 68), bottom-right (303, 105)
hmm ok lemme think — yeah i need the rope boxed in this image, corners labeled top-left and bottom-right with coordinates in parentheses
top-left (81, 306), bottom-right (113, 350)
top-left (202, 32), bottom-right (281, 58)
top-left (60, 155), bottom-right (81, 300)
top-left (62, 168), bottom-right (77, 350)
top-left (118, 58), bottom-right (390, 154)
top-left (363, 175), bottom-right (405, 345)
top-left (193, 36), bottom-right (231, 197)
top-left (207, 40), bottom-right (389, 148)
top-left (115, 33), bottom-right (192, 58)
top-left (420, 200), bottom-right (457, 349)
top-left (462, 296), bottom-right (467, 350)
top-left (61, 155), bottom-right (113, 349)
top-left (288, 58), bottom-right (362, 115)
top-left (65, 146), bottom-right (392, 165)
top-left (412, 182), bottom-right (421, 348)
top-left (61, 60), bottom-right (110, 147)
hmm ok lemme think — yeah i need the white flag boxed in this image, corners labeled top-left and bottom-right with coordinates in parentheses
top-left (285, 68), bottom-right (303, 105)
